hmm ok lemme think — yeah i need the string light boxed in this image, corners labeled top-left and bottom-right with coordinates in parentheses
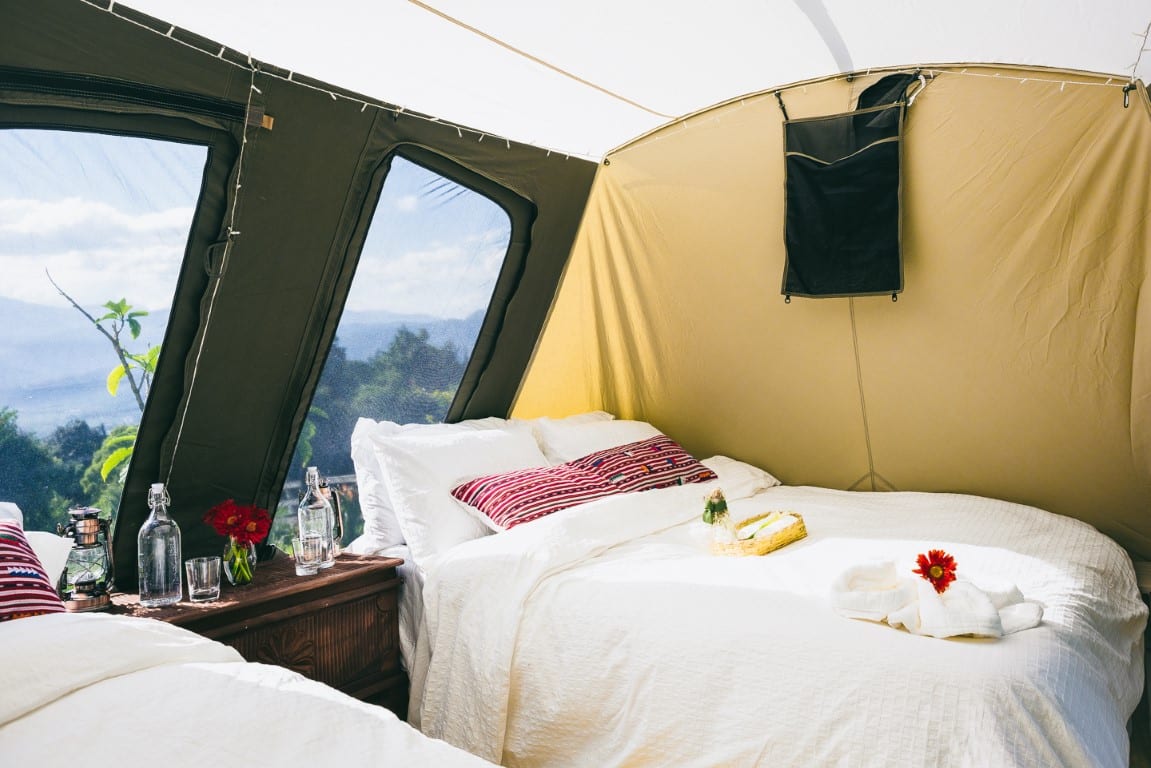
top-left (616, 63), bottom-right (1138, 158)
top-left (1130, 20), bottom-right (1151, 82)
top-left (79, 0), bottom-right (1148, 162)
top-left (75, 0), bottom-right (615, 162)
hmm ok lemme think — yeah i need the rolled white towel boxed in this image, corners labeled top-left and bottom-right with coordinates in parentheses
top-left (886, 579), bottom-right (1043, 638)
top-left (970, 578), bottom-right (1025, 610)
top-left (901, 579), bottom-right (1004, 639)
top-left (738, 513), bottom-right (799, 541)
top-left (834, 559), bottom-right (899, 591)
top-left (977, 578), bottom-right (1044, 633)
top-left (832, 562), bottom-right (1045, 640)
top-left (999, 601), bottom-right (1045, 635)
top-left (830, 560), bottom-right (918, 622)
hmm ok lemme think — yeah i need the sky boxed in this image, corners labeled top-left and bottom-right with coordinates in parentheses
top-left (0, 130), bottom-right (204, 311)
top-left (0, 129), bottom-right (510, 319)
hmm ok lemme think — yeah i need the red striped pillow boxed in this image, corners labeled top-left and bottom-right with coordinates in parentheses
top-left (570, 435), bottom-right (717, 493)
top-left (451, 464), bottom-right (619, 530)
top-left (0, 520), bottom-right (66, 622)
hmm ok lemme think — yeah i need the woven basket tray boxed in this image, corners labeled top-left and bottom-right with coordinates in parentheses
top-left (711, 511), bottom-right (807, 557)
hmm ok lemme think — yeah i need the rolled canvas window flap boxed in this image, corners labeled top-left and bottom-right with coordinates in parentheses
top-left (782, 74), bottom-right (918, 299)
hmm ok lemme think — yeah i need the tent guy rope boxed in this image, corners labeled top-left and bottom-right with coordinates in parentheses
top-left (406, 0), bottom-right (675, 120)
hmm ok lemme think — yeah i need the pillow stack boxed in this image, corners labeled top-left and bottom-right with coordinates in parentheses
top-left (348, 410), bottom-right (780, 568)
top-left (452, 433), bottom-right (719, 531)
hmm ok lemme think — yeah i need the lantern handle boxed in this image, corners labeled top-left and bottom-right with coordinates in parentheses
top-left (99, 517), bottom-right (115, 590)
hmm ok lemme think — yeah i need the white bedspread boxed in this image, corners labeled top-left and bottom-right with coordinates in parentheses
top-left (411, 484), bottom-right (1147, 767)
top-left (0, 612), bottom-right (495, 767)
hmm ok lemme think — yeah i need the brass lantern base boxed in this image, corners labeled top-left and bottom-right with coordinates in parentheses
top-left (63, 593), bottom-right (111, 612)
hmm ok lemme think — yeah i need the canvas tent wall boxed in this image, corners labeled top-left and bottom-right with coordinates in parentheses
top-left (0, 0), bottom-right (596, 583)
top-left (3, 1), bottom-right (1151, 568)
top-left (514, 66), bottom-right (1151, 559)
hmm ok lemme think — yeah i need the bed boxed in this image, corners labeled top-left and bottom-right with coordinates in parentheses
top-left (349, 413), bottom-right (1148, 768)
top-left (0, 511), bottom-right (496, 768)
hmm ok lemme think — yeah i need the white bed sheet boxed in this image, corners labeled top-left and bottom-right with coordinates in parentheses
top-left (348, 539), bottom-right (425, 674)
top-left (384, 542), bottom-right (424, 673)
top-left (410, 483), bottom-right (1147, 767)
top-left (0, 611), bottom-right (494, 767)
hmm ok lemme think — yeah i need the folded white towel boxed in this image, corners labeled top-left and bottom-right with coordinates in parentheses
top-left (739, 513), bottom-right (798, 540)
top-left (895, 579), bottom-right (1003, 638)
top-left (970, 578), bottom-right (1024, 610)
top-left (999, 600), bottom-right (1045, 635)
top-left (830, 562), bottom-right (1044, 639)
top-left (829, 560), bottom-right (918, 622)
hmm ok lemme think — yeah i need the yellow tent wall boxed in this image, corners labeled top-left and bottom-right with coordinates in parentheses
top-left (514, 67), bottom-right (1151, 559)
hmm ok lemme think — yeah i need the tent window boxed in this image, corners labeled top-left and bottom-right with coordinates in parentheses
top-left (0, 128), bottom-right (207, 532)
top-left (270, 153), bottom-right (513, 548)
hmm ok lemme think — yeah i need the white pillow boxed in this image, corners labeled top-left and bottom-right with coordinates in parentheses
top-left (513, 410), bottom-right (615, 461)
top-left (25, 531), bottom-right (74, 585)
top-left (534, 418), bottom-right (661, 464)
top-left (374, 427), bottom-right (550, 567)
top-left (0, 502), bottom-right (22, 524)
top-left (700, 456), bottom-right (781, 500)
top-left (350, 416), bottom-right (511, 550)
top-left (0, 503), bottom-right (73, 584)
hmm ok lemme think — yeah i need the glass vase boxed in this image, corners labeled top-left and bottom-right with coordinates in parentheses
top-left (223, 536), bottom-right (257, 586)
top-left (711, 511), bottom-right (737, 546)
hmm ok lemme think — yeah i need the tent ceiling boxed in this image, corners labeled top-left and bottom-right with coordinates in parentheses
top-left (118, 1), bottom-right (1151, 160)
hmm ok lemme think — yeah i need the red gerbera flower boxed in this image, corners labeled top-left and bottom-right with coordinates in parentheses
top-left (203, 499), bottom-right (271, 545)
top-left (913, 549), bottom-right (957, 594)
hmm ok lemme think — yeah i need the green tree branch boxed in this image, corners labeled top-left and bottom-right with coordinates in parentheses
top-left (46, 270), bottom-right (150, 412)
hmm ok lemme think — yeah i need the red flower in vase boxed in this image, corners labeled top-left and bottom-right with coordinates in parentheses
top-left (203, 499), bottom-right (271, 546)
top-left (913, 549), bottom-right (958, 594)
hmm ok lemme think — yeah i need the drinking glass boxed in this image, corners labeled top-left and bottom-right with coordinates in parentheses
top-left (184, 556), bottom-right (222, 602)
top-left (292, 535), bottom-right (324, 576)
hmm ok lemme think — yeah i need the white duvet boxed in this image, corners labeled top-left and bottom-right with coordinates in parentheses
top-left (411, 483), bottom-right (1147, 767)
top-left (0, 612), bottom-right (495, 767)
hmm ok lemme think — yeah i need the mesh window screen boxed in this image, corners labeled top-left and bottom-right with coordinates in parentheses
top-left (782, 74), bottom-right (919, 299)
top-left (268, 154), bottom-right (513, 548)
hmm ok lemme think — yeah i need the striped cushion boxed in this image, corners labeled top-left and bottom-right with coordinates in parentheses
top-left (451, 464), bottom-right (619, 530)
top-left (571, 435), bottom-right (717, 493)
top-left (0, 520), bottom-right (66, 621)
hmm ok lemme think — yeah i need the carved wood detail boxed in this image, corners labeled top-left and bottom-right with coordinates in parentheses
top-left (252, 624), bottom-right (316, 676)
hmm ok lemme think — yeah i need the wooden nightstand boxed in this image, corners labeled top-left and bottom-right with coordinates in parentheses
top-left (111, 554), bottom-right (407, 717)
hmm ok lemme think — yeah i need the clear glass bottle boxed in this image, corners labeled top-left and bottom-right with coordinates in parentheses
top-left (318, 476), bottom-right (344, 558)
top-left (138, 482), bottom-right (182, 607)
top-left (298, 466), bottom-right (335, 568)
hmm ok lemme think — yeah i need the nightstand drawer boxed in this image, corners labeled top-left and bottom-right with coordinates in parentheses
top-left (223, 583), bottom-right (400, 700)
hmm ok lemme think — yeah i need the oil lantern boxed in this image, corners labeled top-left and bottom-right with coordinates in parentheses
top-left (57, 506), bottom-right (115, 611)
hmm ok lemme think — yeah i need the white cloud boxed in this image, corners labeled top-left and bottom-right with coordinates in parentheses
top-left (0, 197), bottom-right (194, 309)
top-left (345, 243), bottom-right (504, 317)
top-left (1, 195), bottom-right (513, 319)
top-left (394, 194), bottom-right (419, 213)
top-left (0, 197), bottom-right (194, 235)
top-left (2, 244), bottom-right (184, 310)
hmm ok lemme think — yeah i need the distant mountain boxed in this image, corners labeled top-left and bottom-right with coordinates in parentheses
top-left (0, 296), bottom-right (485, 436)
top-left (334, 309), bottom-right (485, 361)
top-left (0, 297), bottom-right (169, 436)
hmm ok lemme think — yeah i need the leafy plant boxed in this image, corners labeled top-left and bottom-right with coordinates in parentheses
top-left (47, 272), bottom-right (158, 482)
top-left (81, 425), bottom-right (136, 517)
top-left (98, 428), bottom-right (138, 482)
